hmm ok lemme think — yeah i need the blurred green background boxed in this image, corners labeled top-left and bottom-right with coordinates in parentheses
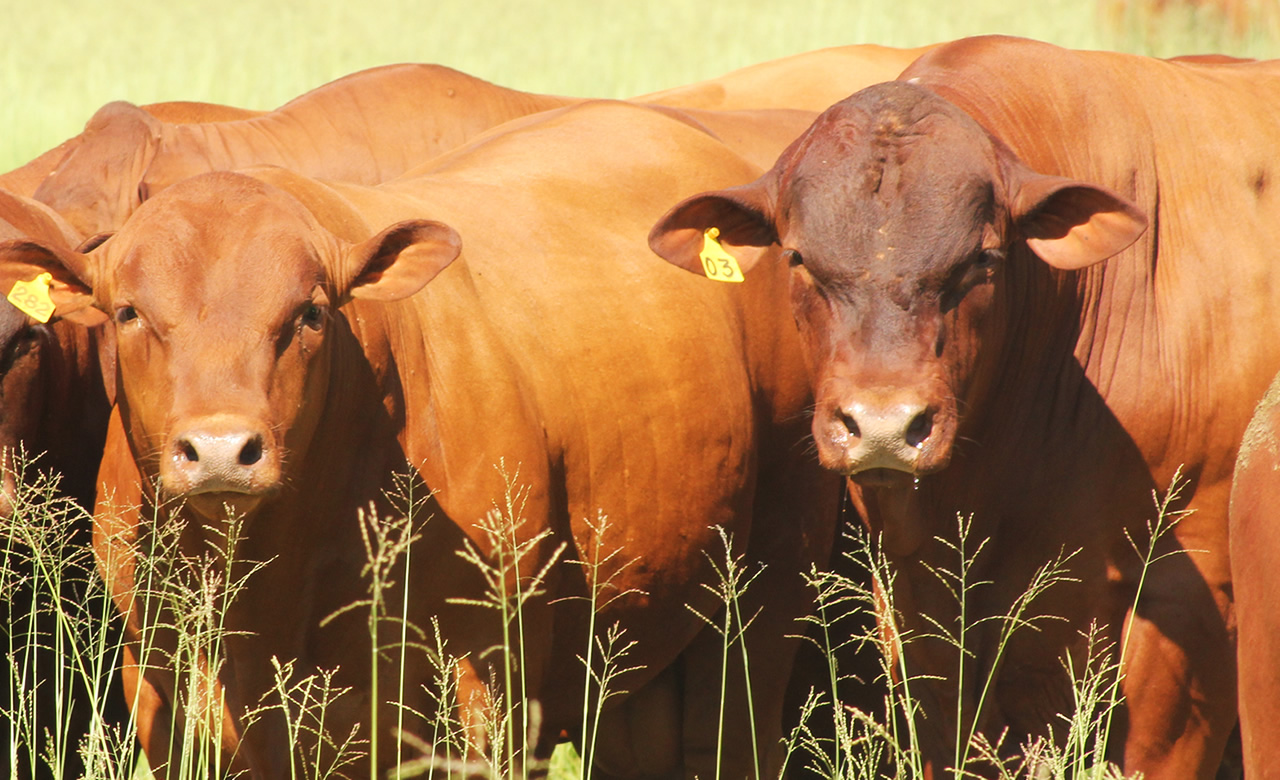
top-left (3, 0), bottom-right (1277, 171)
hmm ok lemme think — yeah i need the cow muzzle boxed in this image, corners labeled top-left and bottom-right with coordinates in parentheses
top-left (814, 390), bottom-right (953, 479)
top-left (160, 414), bottom-right (281, 511)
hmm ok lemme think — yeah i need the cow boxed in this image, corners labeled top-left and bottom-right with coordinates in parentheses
top-left (32, 63), bottom-right (580, 236)
top-left (0, 101), bottom-right (262, 198)
top-left (0, 99), bottom-right (840, 778)
top-left (1230, 373), bottom-right (1280, 777)
top-left (0, 188), bottom-right (122, 780)
top-left (649, 35), bottom-right (1280, 778)
top-left (0, 190), bottom-right (109, 514)
top-left (633, 44), bottom-right (935, 112)
top-left (28, 44), bottom-right (930, 240)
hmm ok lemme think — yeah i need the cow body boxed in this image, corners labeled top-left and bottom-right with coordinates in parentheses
top-left (32, 63), bottom-right (579, 235)
top-left (650, 36), bottom-right (1280, 778)
top-left (1231, 375), bottom-right (1280, 777)
top-left (633, 44), bottom-right (933, 112)
top-left (0, 101), bottom-right (262, 199)
top-left (4, 100), bottom-right (837, 778)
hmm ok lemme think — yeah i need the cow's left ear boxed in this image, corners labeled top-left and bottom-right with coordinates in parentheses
top-left (340, 220), bottom-right (462, 303)
top-left (649, 182), bottom-right (779, 275)
top-left (0, 239), bottom-right (107, 327)
top-left (1009, 171), bottom-right (1148, 270)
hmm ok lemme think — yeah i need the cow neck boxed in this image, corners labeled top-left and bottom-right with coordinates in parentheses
top-left (344, 256), bottom-right (556, 547)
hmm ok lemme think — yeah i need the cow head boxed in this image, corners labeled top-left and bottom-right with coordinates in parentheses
top-left (650, 81), bottom-right (1146, 488)
top-left (1, 172), bottom-right (460, 520)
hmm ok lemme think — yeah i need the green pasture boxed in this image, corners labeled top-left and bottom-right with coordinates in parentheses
top-left (3, 0), bottom-right (1278, 172)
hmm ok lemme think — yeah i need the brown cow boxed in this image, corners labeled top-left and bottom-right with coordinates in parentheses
top-left (0, 188), bottom-right (121, 780)
top-left (1, 100), bottom-right (838, 778)
top-left (27, 44), bottom-right (924, 240)
top-left (650, 35), bottom-right (1280, 778)
top-left (0, 189), bottom-right (106, 517)
top-left (1230, 374), bottom-right (1280, 777)
top-left (633, 43), bottom-right (935, 112)
top-left (32, 63), bottom-right (579, 236)
top-left (0, 101), bottom-right (262, 198)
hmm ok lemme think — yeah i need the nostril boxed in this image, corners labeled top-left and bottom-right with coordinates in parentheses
top-left (905, 410), bottom-right (933, 449)
top-left (238, 436), bottom-right (264, 467)
top-left (178, 439), bottom-right (200, 463)
top-left (839, 410), bottom-right (861, 440)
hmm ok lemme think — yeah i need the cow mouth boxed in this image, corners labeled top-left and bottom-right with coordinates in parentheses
top-left (183, 490), bottom-right (269, 521)
top-left (849, 468), bottom-right (919, 490)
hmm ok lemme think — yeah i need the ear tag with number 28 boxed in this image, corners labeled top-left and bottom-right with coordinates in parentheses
top-left (7, 273), bottom-right (55, 323)
top-left (699, 227), bottom-right (745, 283)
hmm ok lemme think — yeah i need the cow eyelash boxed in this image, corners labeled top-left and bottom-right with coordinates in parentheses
top-left (975, 248), bottom-right (1004, 268)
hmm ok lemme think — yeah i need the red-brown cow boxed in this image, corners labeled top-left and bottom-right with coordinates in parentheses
top-left (28, 46), bottom-right (924, 240)
top-left (0, 101), bottom-right (262, 198)
top-left (650, 35), bottom-right (1280, 778)
top-left (0, 189), bottom-right (106, 517)
top-left (1230, 374), bottom-right (1280, 777)
top-left (0, 188), bottom-right (120, 780)
top-left (633, 43), bottom-right (935, 112)
top-left (32, 63), bottom-right (579, 236)
top-left (1, 100), bottom-right (838, 778)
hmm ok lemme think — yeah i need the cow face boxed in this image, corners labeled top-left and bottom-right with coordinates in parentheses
top-left (0, 172), bottom-right (460, 519)
top-left (650, 82), bottom-right (1145, 487)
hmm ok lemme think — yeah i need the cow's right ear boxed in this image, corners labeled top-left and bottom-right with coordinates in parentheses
top-left (649, 183), bottom-right (778, 275)
top-left (0, 239), bottom-right (106, 327)
top-left (339, 220), bottom-right (462, 303)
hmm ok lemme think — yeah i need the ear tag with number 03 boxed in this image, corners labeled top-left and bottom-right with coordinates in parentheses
top-left (699, 227), bottom-right (745, 283)
top-left (7, 273), bottom-right (55, 323)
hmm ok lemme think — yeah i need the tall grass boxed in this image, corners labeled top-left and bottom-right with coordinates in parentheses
top-left (1, 440), bottom-right (1200, 780)
top-left (3, 0), bottom-right (1278, 172)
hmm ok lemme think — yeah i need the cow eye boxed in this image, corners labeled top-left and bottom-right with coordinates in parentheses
top-left (783, 249), bottom-right (803, 267)
top-left (300, 303), bottom-right (325, 331)
top-left (115, 306), bottom-right (138, 324)
top-left (975, 248), bottom-right (1004, 269)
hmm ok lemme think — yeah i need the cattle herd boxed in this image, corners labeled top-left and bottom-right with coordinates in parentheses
top-left (1, 33), bottom-right (1279, 780)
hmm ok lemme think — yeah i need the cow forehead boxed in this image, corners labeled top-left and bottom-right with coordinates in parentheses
top-left (107, 174), bottom-right (329, 315)
top-left (782, 107), bottom-right (998, 283)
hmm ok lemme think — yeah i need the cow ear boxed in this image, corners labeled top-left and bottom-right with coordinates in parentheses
top-left (1011, 173), bottom-right (1148, 270)
top-left (77, 232), bottom-right (115, 253)
top-left (649, 183), bottom-right (778, 275)
top-left (340, 220), bottom-right (462, 303)
top-left (0, 239), bottom-right (107, 327)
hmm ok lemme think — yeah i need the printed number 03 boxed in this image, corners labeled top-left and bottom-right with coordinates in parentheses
top-left (702, 257), bottom-right (733, 277)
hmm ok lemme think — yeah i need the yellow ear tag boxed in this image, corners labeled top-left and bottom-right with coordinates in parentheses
top-left (699, 227), bottom-right (745, 283)
top-left (7, 273), bottom-right (55, 323)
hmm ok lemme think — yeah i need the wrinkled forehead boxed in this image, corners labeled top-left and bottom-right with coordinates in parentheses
top-left (780, 88), bottom-right (1000, 266)
top-left (106, 178), bottom-right (328, 312)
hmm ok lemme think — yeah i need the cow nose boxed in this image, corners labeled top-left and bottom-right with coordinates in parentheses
top-left (834, 400), bottom-right (933, 473)
top-left (164, 416), bottom-right (279, 496)
top-left (175, 431), bottom-right (264, 469)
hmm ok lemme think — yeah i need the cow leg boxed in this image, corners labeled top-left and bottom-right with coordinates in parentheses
top-left (681, 452), bottom-right (840, 779)
top-left (1117, 552), bottom-right (1235, 779)
top-left (120, 644), bottom-right (178, 779)
top-left (585, 661), bottom-right (683, 779)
